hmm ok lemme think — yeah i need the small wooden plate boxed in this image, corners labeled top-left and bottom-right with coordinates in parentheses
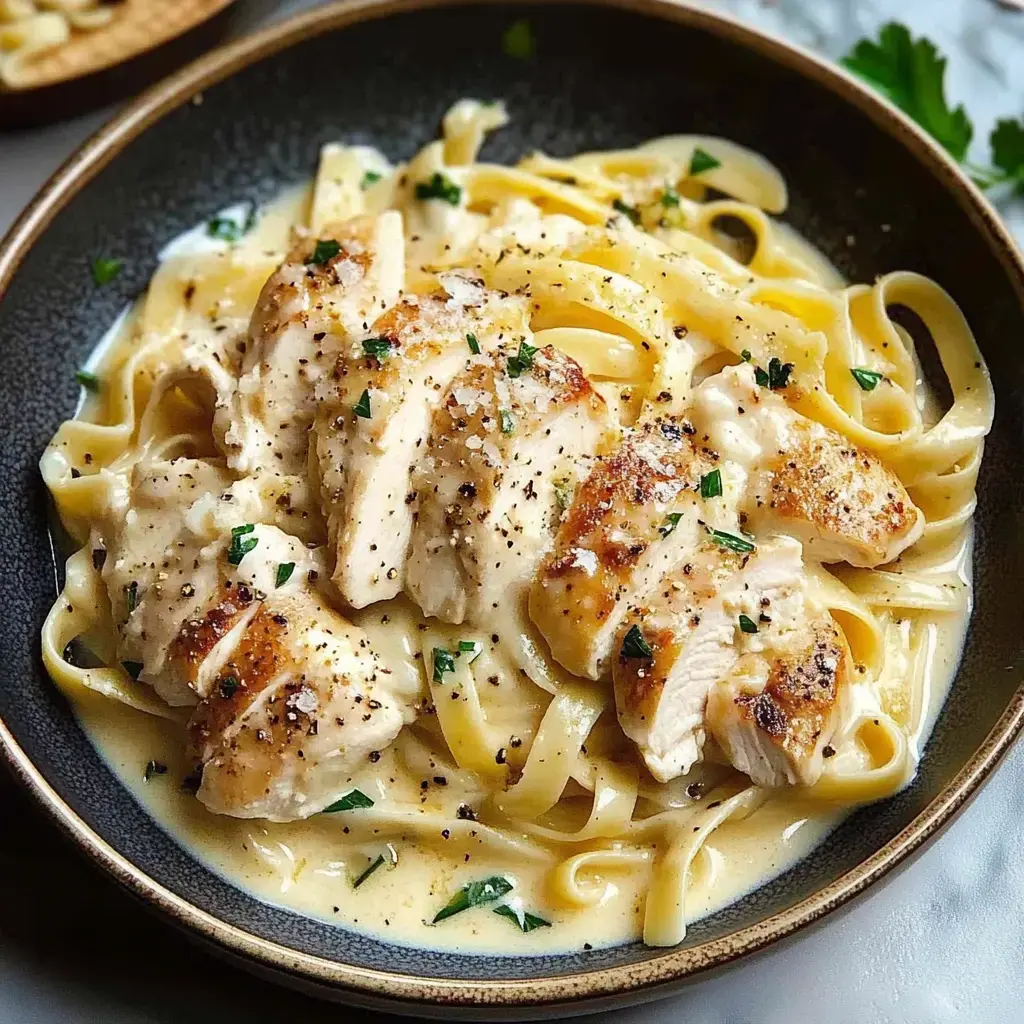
top-left (0, 0), bottom-right (238, 125)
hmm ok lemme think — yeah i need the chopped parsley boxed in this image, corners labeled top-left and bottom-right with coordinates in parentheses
top-left (218, 675), bottom-right (240, 698)
top-left (360, 170), bottom-right (382, 189)
top-left (707, 528), bottom-right (755, 553)
top-left (754, 356), bottom-right (794, 390)
top-left (493, 903), bottom-right (552, 932)
top-left (362, 337), bottom-right (393, 362)
top-left (433, 875), bottom-right (514, 923)
top-left (275, 562), bottom-right (295, 588)
top-left (501, 18), bottom-right (535, 60)
top-left (305, 239), bottom-right (341, 265)
top-left (700, 469), bottom-right (723, 500)
top-left (467, 332), bottom-right (481, 355)
top-left (75, 369), bottom-right (100, 391)
top-left (851, 367), bottom-right (885, 391)
top-left (507, 339), bottom-right (538, 378)
top-left (91, 257), bottom-right (122, 286)
top-left (738, 614), bottom-right (759, 634)
top-left (207, 205), bottom-right (256, 242)
top-left (659, 512), bottom-right (684, 537)
top-left (499, 408), bottom-right (515, 435)
top-left (122, 661), bottom-right (144, 680)
top-left (353, 854), bottom-right (386, 888)
top-left (143, 760), bottom-right (167, 782)
top-left (688, 148), bottom-right (721, 176)
top-left (741, 349), bottom-right (752, 362)
top-left (432, 646), bottom-right (456, 683)
top-left (621, 624), bottom-right (653, 659)
top-left (458, 640), bottom-right (482, 664)
top-left (415, 172), bottom-right (462, 205)
top-left (227, 523), bottom-right (258, 566)
top-left (353, 389), bottom-right (372, 419)
top-left (323, 789), bottom-right (375, 813)
top-left (612, 198), bottom-right (640, 224)
top-left (124, 580), bottom-right (139, 615)
top-left (660, 186), bottom-right (681, 208)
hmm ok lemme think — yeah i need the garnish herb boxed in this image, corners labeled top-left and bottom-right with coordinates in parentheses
top-left (507, 340), bottom-right (538, 378)
top-left (458, 640), bottom-right (482, 664)
top-left (219, 675), bottom-right (240, 698)
top-left (275, 562), bottom-right (295, 588)
top-left (360, 170), bottom-right (382, 189)
top-left (415, 172), bottom-right (462, 205)
top-left (467, 332), bottom-right (481, 355)
top-left (553, 476), bottom-right (574, 514)
top-left (124, 580), bottom-right (138, 615)
top-left (91, 257), bottom-right (122, 285)
top-left (122, 661), bottom-right (144, 680)
top-left (621, 624), bottom-right (653, 659)
top-left (700, 469), bottom-right (723, 500)
top-left (688, 147), bottom-right (721, 176)
top-left (499, 408), bottom-right (515, 435)
top-left (353, 854), bottom-right (385, 888)
top-left (323, 789), bottom-right (375, 813)
top-left (741, 349), bottom-right (752, 362)
top-left (432, 646), bottom-right (456, 683)
top-left (433, 876), bottom-right (514, 923)
top-left (362, 337), bottom-right (393, 361)
top-left (842, 23), bottom-right (1024, 193)
top-left (207, 205), bottom-right (256, 242)
top-left (612, 198), bottom-right (640, 224)
top-left (306, 239), bottom-right (341, 265)
top-left (660, 186), bottom-right (681, 208)
top-left (754, 356), bottom-right (794, 390)
top-left (851, 367), bottom-right (885, 392)
top-left (493, 903), bottom-right (552, 932)
top-left (659, 512), bottom-right (683, 537)
top-left (501, 18), bottom-right (535, 60)
top-left (143, 760), bottom-right (167, 782)
top-left (75, 369), bottom-right (100, 391)
top-left (227, 523), bottom-right (258, 566)
top-left (353, 389), bottom-right (372, 419)
top-left (707, 528), bottom-right (756, 553)
top-left (738, 614), bottom-right (759, 634)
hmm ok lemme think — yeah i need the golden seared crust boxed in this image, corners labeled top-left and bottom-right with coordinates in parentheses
top-left (734, 617), bottom-right (849, 762)
top-left (759, 424), bottom-right (920, 565)
top-left (166, 582), bottom-right (256, 687)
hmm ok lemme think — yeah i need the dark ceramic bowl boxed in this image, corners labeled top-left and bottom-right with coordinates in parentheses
top-left (2, 0), bottom-right (1023, 1017)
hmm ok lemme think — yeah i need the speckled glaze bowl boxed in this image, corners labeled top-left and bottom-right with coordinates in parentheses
top-left (2, 0), bottom-right (1023, 1017)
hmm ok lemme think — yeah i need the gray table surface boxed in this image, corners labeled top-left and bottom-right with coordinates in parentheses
top-left (2, 1), bottom-right (1023, 1021)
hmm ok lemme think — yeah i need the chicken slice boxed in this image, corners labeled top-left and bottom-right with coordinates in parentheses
top-left (187, 589), bottom-right (406, 821)
top-left (226, 212), bottom-right (404, 478)
top-left (529, 419), bottom-right (722, 680)
top-left (406, 344), bottom-right (610, 623)
top-left (691, 364), bottom-right (923, 566)
top-left (706, 614), bottom-right (851, 787)
top-left (612, 536), bottom-right (805, 782)
top-left (314, 272), bottom-right (532, 608)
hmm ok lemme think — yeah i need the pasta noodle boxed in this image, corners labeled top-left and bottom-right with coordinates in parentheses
top-left (39, 99), bottom-right (993, 953)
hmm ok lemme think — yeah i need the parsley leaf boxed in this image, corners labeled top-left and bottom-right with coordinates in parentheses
top-left (323, 789), bottom-right (375, 813)
top-left (415, 172), bottom-right (462, 205)
top-left (738, 614), bottom-right (759, 634)
top-left (689, 148), bottom-right (721, 176)
top-left (659, 512), bottom-right (684, 537)
top-left (207, 205), bottom-right (256, 242)
top-left (91, 257), bottom-right (122, 286)
top-left (851, 367), bottom-right (885, 391)
top-left (306, 239), bottom-right (341, 265)
top-left (754, 356), bottom-right (794, 391)
top-left (841, 23), bottom-right (972, 161)
top-left (433, 876), bottom-right (514, 923)
top-left (660, 186), bottom-right (681, 208)
top-left (227, 523), bottom-right (258, 566)
top-left (432, 647), bottom-right (456, 683)
top-left (990, 118), bottom-right (1024, 195)
top-left (218, 675), bottom-right (240, 698)
top-left (612, 198), bottom-right (640, 224)
top-left (75, 369), bottom-right (100, 391)
top-left (708, 528), bottom-right (755, 553)
top-left (362, 337), bottom-right (393, 362)
top-left (493, 903), bottom-right (552, 932)
top-left (458, 639), bottom-right (482, 663)
top-left (621, 624), bottom-right (653, 659)
top-left (467, 332), bottom-right (481, 354)
top-left (275, 562), bottom-right (295, 588)
top-left (360, 170), bottom-right (382, 190)
top-left (499, 408), bottom-right (515, 435)
top-left (353, 389), bottom-right (372, 419)
top-left (700, 469), bottom-right (723, 500)
top-left (124, 580), bottom-right (139, 615)
top-left (502, 19), bottom-right (535, 60)
top-left (353, 854), bottom-right (385, 888)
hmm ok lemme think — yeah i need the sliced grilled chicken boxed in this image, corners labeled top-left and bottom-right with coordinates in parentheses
top-left (226, 212), bottom-right (404, 478)
top-left (187, 588), bottom-right (406, 821)
top-left (529, 419), bottom-right (724, 680)
top-left (405, 344), bottom-right (610, 623)
top-left (612, 536), bottom-right (805, 782)
top-left (314, 272), bottom-right (532, 608)
top-left (706, 614), bottom-right (851, 787)
top-left (690, 364), bottom-right (924, 566)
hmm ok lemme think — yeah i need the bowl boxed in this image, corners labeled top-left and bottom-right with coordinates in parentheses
top-left (1, 0), bottom-right (1023, 1016)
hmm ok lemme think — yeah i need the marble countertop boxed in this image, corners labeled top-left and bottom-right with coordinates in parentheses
top-left (2, 1), bottom-right (1022, 1021)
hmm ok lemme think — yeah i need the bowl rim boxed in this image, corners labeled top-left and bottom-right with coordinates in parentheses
top-left (2, 0), bottom-right (1024, 1013)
